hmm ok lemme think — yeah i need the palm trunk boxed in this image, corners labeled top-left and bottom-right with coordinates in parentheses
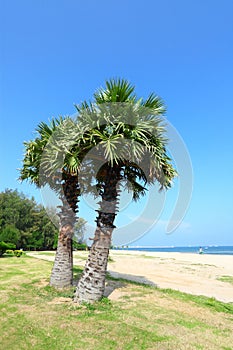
top-left (50, 205), bottom-right (75, 288)
top-left (50, 174), bottom-right (79, 289)
top-left (74, 166), bottom-right (121, 303)
top-left (50, 236), bottom-right (73, 288)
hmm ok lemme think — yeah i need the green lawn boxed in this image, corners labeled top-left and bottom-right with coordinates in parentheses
top-left (0, 255), bottom-right (233, 350)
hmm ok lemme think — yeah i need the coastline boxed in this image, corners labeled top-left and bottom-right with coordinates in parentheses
top-left (27, 250), bottom-right (233, 303)
top-left (112, 245), bottom-right (233, 255)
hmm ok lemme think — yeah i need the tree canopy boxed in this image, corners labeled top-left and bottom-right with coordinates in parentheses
top-left (0, 189), bottom-right (59, 250)
top-left (0, 189), bottom-right (87, 253)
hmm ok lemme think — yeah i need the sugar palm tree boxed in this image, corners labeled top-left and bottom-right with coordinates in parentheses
top-left (20, 117), bottom-right (81, 288)
top-left (74, 79), bottom-right (177, 303)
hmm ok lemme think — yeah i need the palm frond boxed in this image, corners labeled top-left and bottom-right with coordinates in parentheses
top-left (141, 93), bottom-right (166, 115)
top-left (94, 78), bottom-right (136, 103)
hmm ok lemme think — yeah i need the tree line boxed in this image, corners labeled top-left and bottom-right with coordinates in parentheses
top-left (0, 189), bottom-right (87, 252)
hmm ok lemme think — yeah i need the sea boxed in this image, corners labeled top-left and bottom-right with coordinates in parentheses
top-left (114, 246), bottom-right (233, 255)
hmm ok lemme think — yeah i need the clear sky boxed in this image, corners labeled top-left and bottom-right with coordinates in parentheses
top-left (1, 0), bottom-right (233, 246)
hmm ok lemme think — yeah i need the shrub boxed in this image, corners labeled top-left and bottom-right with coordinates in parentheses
top-left (13, 250), bottom-right (24, 257)
top-left (5, 249), bottom-right (14, 256)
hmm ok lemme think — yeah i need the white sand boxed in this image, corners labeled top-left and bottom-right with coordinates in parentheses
top-left (107, 250), bottom-right (233, 303)
top-left (28, 250), bottom-right (233, 303)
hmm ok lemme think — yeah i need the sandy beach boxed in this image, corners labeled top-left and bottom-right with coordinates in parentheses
top-left (28, 250), bottom-right (233, 303)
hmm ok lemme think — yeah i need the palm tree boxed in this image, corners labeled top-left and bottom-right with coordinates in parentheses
top-left (73, 79), bottom-right (177, 303)
top-left (20, 117), bottom-right (81, 288)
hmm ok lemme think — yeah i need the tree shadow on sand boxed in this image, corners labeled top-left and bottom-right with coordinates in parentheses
top-left (104, 270), bottom-right (157, 298)
top-left (73, 265), bottom-right (157, 298)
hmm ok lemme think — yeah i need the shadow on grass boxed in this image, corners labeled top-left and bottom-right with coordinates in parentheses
top-left (105, 271), bottom-right (157, 298)
top-left (73, 266), bottom-right (129, 298)
top-left (73, 265), bottom-right (156, 298)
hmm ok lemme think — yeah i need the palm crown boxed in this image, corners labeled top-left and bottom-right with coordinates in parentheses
top-left (19, 117), bottom-right (82, 213)
top-left (73, 78), bottom-right (177, 199)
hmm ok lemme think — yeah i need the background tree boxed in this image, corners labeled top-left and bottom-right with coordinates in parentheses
top-left (0, 225), bottom-right (20, 246)
top-left (73, 218), bottom-right (87, 243)
top-left (0, 242), bottom-right (16, 257)
top-left (0, 189), bottom-right (59, 250)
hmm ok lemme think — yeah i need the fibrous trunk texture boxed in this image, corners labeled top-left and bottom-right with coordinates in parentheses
top-left (50, 174), bottom-right (79, 289)
top-left (74, 165), bottom-right (121, 303)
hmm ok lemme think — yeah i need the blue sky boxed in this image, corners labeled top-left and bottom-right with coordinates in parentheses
top-left (1, 0), bottom-right (233, 246)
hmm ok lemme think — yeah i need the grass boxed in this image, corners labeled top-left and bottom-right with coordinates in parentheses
top-left (0, 255), bottom-right (233, 350)
top-left (159, 288), bottom-right (233, 314)
top-left (217, 275), bottom-right (233, 285)
top-left (34, 251), bottom-right (56, 256)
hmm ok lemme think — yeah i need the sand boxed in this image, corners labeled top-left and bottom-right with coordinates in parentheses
top-left (107, 250), bottom-right (233, 303)
top-left (27, 250), bottom-right (233, 303)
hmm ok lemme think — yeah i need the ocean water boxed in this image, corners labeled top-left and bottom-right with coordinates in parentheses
top-left (115, 246), bottom-right (233, 255)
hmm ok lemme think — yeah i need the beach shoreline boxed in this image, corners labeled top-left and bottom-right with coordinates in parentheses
top-left (27, 250), bottom-right (233, 303)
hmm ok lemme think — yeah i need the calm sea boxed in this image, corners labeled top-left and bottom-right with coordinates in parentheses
top-left (115, 246), bottom-right (233, 255)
